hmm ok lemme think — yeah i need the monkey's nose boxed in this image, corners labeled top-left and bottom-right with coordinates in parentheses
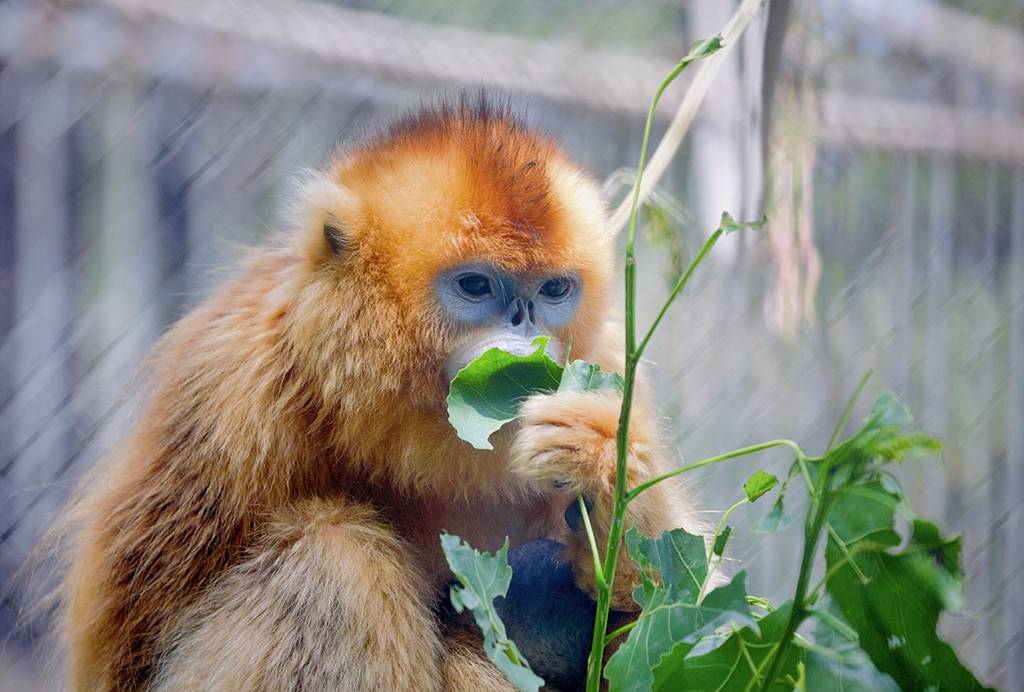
top-left (505, 297), bottom-right (534, 331)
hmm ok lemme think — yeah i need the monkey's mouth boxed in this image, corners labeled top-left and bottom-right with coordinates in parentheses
top-left (443, 334), bottom-right (562, 385)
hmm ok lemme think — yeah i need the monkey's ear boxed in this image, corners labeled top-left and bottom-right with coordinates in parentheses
top-left (323, 220), bottom-right (350, 256)
top-left (292, 171), bottom-right (360, 265)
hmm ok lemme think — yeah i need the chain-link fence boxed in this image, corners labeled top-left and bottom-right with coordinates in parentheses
top-left (1, 0), bottom-right (1022, 688)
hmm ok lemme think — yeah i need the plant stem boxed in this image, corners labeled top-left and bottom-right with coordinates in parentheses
top-left (826, 369), bottom-right (872, 451)
top-left (709, 497), bottom-right (748, 561)
top-left (758, 483), bottom-right (833, 690)
top-left (805, 606), bottom-right (857, 642)
top-left (627, 439), bottom-right (805, 502)
top-left (582, 26), bottom-right (764, 692)
top-left (584, 42), bottom-right (707, 692)
top-left (584, 355), bottom-right (638, 692)
top-left (635, 228), bottom-right (724, 360)
top-left (604, 620), bottom-right (637, 646)
top-left (576, 492), bottom-right (606, 590)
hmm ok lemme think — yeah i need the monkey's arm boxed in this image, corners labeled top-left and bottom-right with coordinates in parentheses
top-left (510, 390), bottom-right (700, 610)
top-left (152, 498), bottom-right (514, 692)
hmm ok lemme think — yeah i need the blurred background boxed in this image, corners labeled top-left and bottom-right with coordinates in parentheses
top-left (1, 0), bottom-right (1022, 688)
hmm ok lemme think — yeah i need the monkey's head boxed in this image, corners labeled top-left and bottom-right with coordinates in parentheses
top-left (286, 101), bottom-right (614, 416)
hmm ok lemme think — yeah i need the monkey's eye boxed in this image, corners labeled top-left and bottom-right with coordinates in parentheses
top-left (539, 277), bottom-right (572, 300)
top-left (457, 273), bottom-right (493, 298)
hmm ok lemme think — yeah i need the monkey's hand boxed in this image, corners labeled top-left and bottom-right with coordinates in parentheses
top-left (510, 391), bottom-right (657, 495)
top-left (510, 390), bottom-right (672, 610)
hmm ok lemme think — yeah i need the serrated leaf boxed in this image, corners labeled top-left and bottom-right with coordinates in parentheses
top-left (743, 470), bottom-right (779, 503)
top-left (558, 360), bottom-right (624, 394)
top-left (440, 534), bottom-right (544, 692)
top-left (604, 529), bottom-right (757, 692)
top-left (712, 526), bottom-right (733, 557)
top-left (815, 392), bottom-right (942, 493)
top-left (753, 496), bottom-right (792, 534)
top-left (446, 336), bottom-right (563, 450)
top-left (651, 602), bottom-right (801, 691)
top-left (824, 504), bottom-right (991, 690)
top-left (627, 526), bottom-right (707, 602)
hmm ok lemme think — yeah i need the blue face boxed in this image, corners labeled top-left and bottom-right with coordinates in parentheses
top-left (435, 262), bottom-right (582, 381)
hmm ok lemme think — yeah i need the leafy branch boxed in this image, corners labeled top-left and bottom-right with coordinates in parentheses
top-left (439, 17), bottom-right (991, 692)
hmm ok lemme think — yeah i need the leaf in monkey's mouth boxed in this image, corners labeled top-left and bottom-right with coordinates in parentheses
top-left (446, 335), bottom-right (623, 451)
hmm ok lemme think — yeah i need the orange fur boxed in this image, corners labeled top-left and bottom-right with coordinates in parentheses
top-left (51, 101), bottom-right (700, 691)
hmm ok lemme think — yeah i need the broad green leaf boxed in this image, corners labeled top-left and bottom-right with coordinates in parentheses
top-left (712, 526), bottom-right (733, 557)
top-left (440, 534), bottom-right (544, 692)
top-left (627, 526), bottom-right (708, 602)
top-left (446, 337), bottom-right (624, 449)
top-left (805, 598), bottom-right (899, 692)
top-left (827, 481), bottom-right (902, 548)
top-left (743, 470), bottom-right (778, 503)
top-left (752, 496), bottom-right (792, 534)
top-left (446, 336), bottom-right (563, 450)
top-left (651, 602), bottom-right (801, 691)
top-left (558, 359), bottom-right (624, 394)
top-left (824, 509), bottom-right (991, 690)
top-left (604, 529), bottom-right (757, 692)
top-left (819, 393), bottom-right (987, 690)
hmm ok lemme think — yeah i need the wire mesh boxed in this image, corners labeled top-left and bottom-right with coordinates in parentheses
top-left (1, 0), bottom-right (1022, 688)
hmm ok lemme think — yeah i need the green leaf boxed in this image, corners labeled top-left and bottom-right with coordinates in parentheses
top-left (651, 602), bottom-right (802, 691)
top-left (805, 599), bottom-right (899, 692)
top-left (446, 336), bottom-right (563, 450)
top-left (825, 392), bottom-right (942, 485)
top-left (604, 529), bottom-right (757, 692)
top-left (712, 526), bottom-right (733, 557)
top-left (752, 496), bottom-right (792, 534)
top-left (743, 470), bottom-right (779, 503)
top-left (719, 211), bottom-right (767, 234)
top-left (827, 482), bottom-right (901, 549)
top-left (818, 392), bottom-right (988, 690)
top-left (627, 526), bottom-right (708, 602)
top-left (687, 34), bottom-right (724, 60)
top-left (440, 534), bottom-right (544, 692)
top-left (558, 359), bottom-right (624, 394)
top-left (824, 507), bottom-right (991, 690)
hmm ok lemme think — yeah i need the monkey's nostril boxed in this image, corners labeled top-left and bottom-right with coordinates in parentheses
top-left (507, 298), bottom-right (530, 327)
